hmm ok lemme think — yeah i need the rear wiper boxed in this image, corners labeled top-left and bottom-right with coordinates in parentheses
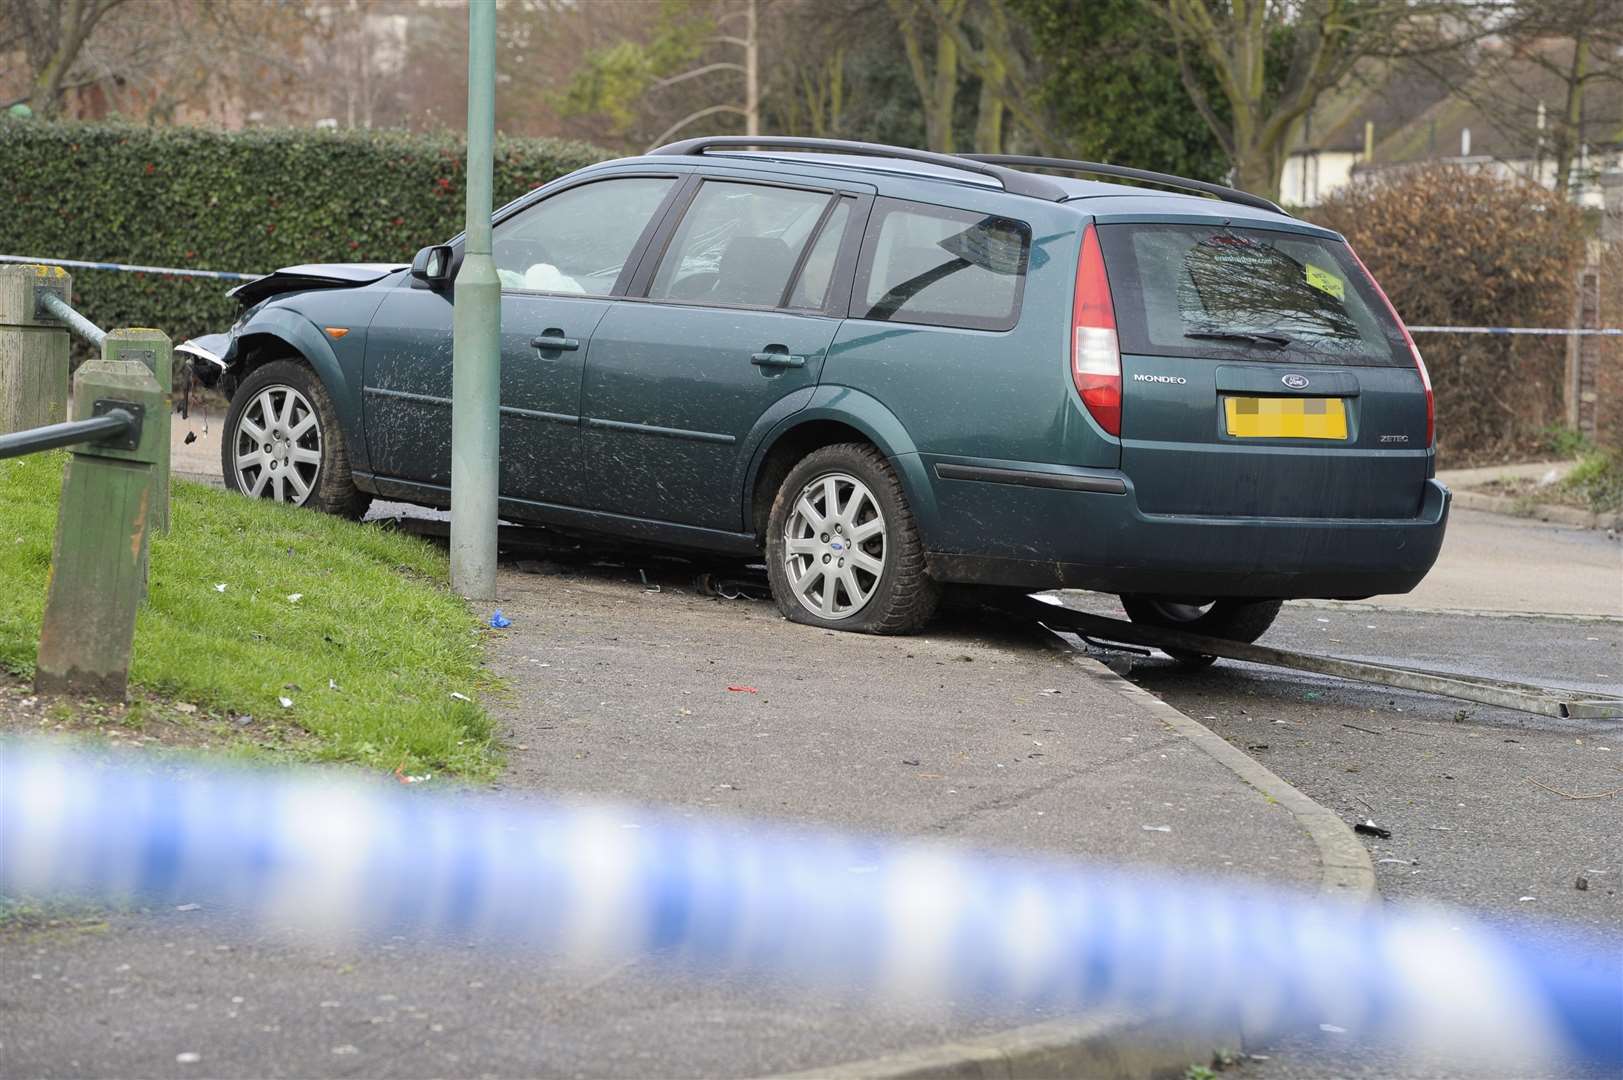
top-left (1185, 330), bottom-right (1291, 347)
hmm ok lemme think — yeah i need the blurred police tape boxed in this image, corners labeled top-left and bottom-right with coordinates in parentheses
top-left (1, 741), bottom-right (1618, 1069)
top-left (0, 254), bottom-right (262, 282)
top-left (1408, 326), bottom-right (1623, 336)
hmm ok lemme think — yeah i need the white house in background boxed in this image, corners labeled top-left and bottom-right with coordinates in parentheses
top-left (1281, 39), bottom-right (1623, 209)
top-left (1281, 60), bottom-right (1455, 207)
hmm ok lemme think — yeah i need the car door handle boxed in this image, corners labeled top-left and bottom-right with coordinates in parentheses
top-left (531, 333), bottom-right (580, 352)
top-left (751, 351), bottom-right (806, 368)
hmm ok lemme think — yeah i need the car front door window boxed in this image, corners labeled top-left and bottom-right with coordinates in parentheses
top-left (493, 177), bottom-right (675, 295)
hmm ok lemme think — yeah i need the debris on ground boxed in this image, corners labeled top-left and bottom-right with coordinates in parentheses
top-left (1353, 819), bottom-right (1392, 839)
top-left (694, 572), bottom-right (769, 600)
top-left (1142, 824), bottom-right (1172, 833)
top-left (727, 685), bottom-right (758, 694)
top-left (394, 765), bottom-right (431, 785)
top-left (489, 610), bottom-right (512, 629)
top-left (1575, 876), bottom-right (1589, 891)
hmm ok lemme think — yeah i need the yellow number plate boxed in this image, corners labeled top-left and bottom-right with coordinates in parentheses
top-left (1224, 396), bottom-right (1348, 440)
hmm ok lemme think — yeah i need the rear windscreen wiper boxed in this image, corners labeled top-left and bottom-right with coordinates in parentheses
top-left (1185, 330), bottom-right (1291, 347)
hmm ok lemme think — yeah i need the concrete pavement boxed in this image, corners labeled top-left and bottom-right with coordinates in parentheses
top-left (1350, 506), bottom-right (1620, 618)
top-left (1, 556), bottom-right (1341, 1079)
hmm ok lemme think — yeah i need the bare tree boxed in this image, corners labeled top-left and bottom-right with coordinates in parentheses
top-left (2, 0), bottom-right (133, 116)
top-left (1150, 0), bottom-right (1491, 201)
top-left (886, 0), bottom-right (1053, 153)
top-left (889, 0), bottom-right (965, 151)
top-left (552, 0), bottom-right (765, 151)
top-left (1450, 0), bottom-right (1621, 196)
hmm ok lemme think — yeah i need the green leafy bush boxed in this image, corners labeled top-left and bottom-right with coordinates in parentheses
top-left (0, 120), bottom-right (609, 351)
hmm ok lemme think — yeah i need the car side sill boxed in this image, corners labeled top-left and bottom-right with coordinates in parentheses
top-left (354, 472), bottom-right (761, 556)
top-left (934, 462), bottom-right (1128, 494)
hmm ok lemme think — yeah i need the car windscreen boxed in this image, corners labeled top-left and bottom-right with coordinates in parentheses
top-left (1096, 223), bottom-right (1410, 366)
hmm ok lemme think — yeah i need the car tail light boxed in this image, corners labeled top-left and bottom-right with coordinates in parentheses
top-left (1348, 244), bottom-right (1434, 447)
top-left (1072, 223), bottom-right (1121, 436)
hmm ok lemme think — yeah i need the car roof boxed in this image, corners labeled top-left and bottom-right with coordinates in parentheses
top-left (597, 149), bottom-right (1319, 233)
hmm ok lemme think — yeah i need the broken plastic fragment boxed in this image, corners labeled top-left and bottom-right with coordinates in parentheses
top-left (213, 583), bottom-right (227, 593)
top-left (450, 691), bottom-right (470, 702)
top-left (287, 593), bottom-right (303, 603)
top-left (278, 696), bottom-right (293, 709)
top-left (727, 685), bottom-right (758, 693)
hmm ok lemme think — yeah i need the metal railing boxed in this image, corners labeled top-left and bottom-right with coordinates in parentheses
top-left (35, 287), bottom-right (106, 348)
top-left (0, 396), bottom-right (141, 461)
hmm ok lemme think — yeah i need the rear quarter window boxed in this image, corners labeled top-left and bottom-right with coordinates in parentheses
top-left (1098, 223), bottom-right (1410, 366)
top-left (853, 198), bottom-right (1030, 331)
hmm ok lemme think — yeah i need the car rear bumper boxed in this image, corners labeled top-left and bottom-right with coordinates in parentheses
top-left (922, 467), bottom-right (1450, 599)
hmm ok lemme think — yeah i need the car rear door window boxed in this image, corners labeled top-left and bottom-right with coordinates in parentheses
top-left (853, 199), bottom-right (1030, 331)
top-left (1097, 223), bottom-right (1409, 366)
top-left (785, 198), bottom-right (853, 311)
top-left (493, 176), bottom-right (674, 296)
top-left (646, 181), bottom-right (837, 308)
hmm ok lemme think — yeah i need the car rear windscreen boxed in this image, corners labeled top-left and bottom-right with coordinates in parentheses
top-left (1097, 223), bottom-right (1410, 366)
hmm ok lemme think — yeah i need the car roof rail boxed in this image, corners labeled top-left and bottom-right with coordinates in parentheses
top-left (960, 155), bottom-right (1288, 216)
top-left (648, 136), bottom-right (1070, 202)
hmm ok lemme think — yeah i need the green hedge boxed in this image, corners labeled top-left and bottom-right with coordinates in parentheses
top-left (0, 121), bottom-right (611, 351)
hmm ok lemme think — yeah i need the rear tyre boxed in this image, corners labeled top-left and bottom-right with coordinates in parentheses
top-left (765, 443), bottom-right (939, 634)
top-left (223, 359), bottom-right (370, 518)
top-left (1119, 597), bottom-right (1283, 669)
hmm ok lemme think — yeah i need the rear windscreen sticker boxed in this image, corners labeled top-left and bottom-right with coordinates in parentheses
top-left (1305, 263), bottom-right (1345, 300)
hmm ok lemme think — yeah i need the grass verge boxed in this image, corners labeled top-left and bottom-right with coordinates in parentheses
top-left (1, 452), bottom-right (499, 779)
top-left (1559, 447), bottom-right (1623, 514)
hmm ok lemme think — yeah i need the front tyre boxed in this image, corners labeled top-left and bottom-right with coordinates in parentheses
top-left (1119, 597), bottom-right (1283, 669)
top-left (222, 359), bottom-right (369, 518)
top-left (765, 443), bottom-right (939, 634)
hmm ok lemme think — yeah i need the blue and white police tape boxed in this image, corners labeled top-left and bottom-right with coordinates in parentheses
top-left (1409, 325), bottom-right (1623, 336)
top-left (1, 742), bottom-right (1617, 1069)
top-left (0, 254), bottom-right (262, 282)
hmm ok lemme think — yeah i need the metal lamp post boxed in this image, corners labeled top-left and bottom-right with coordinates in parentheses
top-left (450, 0), bottom-right (501, 601)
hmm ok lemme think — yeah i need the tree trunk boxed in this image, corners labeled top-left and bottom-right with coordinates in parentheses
top-left (973, 54), bottom-right (1005, 153)
top-left (926, 3), bottom-right (961, 152)
top-left (745, 0), bottom-right (760, 136)
top-left (1554, 17), bottom-right (1590, 198)
top-left (1231, 137), bottom-right (1284, 204)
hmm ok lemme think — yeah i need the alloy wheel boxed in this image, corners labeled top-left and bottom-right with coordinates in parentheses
top-left (782, 472), bottom-right (886, 620)
top-left (232, 384), bottom-right (322, 505)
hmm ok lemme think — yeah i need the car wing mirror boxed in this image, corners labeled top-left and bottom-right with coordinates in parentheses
top-left (410, 244), bottom-right (454, 287)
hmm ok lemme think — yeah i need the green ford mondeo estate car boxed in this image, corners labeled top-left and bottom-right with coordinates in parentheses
top-left (182, 136), bottom-right (1448, 644)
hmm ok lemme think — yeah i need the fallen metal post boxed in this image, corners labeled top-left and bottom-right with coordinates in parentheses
top-left (1015, 597), bottom-right (1623, 721)
top-left (36, 288), bottom-right (106, 349)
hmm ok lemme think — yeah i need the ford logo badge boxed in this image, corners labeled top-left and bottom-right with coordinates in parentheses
top-left (1281, 373), bottom-right (1310, 389)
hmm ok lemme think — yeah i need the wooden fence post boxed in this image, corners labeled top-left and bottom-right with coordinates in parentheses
top-left (0, 264), bottom-right (71, 435)
top-left (34, 353), bottom-right (166, 700)
top-left (1564, 264), bottom-right (1600, 441)
top-left (103, 329), bottom-right (173, 533)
